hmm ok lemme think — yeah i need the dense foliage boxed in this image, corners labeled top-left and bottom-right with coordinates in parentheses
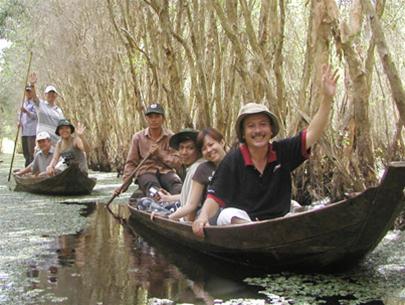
top-left (0, 0), bottom-right (404, 203)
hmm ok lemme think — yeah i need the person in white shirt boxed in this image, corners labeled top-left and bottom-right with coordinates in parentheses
top-left (28, 72), bottom-right (64, 145)
top-left (15, 131), bottom-right (54, 177)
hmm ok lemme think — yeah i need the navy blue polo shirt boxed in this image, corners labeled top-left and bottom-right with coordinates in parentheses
top-left (207, 130), bottom-right (310, 220)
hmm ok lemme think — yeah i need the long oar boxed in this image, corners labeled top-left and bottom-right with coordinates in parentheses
top-left (8, 51), bottom-right (33, 182)
top-left (106, 152), bottom-right (152, 211)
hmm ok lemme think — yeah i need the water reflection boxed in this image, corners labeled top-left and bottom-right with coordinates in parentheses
top-left (2, 154), bottom-right (403, 305)
top-left (25, 203), bottom-right (258, 305)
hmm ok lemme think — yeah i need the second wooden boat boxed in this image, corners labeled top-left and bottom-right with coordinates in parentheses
top-left (13, 163), bottom-right (96, 195)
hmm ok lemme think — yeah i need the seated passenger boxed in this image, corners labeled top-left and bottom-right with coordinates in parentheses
top-left (192, 65), bottom-right (338, 236)
top-left (157, 128), bottom-right (205, 206)
top-left (46, 119), bottom-right (88, 175)
top-left (168, 128), bottom-right (226, 221)
top-left (15, 131), bottom-right (54, 177)
top-left (116, 103), bottom-right (182, 198)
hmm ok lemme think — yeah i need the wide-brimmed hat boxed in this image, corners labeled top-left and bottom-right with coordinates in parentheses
top-left (36, 131), bottom-right (51, 141)
top-left (45, 85), bottom-right (58, 94)
top-left (145, 103), bottom-right (165, 116)
top-left (55, 119), bottom-right (75, 136)
top-left (235, 102), bottom-right (280, 141)
top-left (169, 128), bottom-right (199, 150)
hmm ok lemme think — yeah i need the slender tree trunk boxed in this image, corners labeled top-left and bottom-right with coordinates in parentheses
top-left (363, 0), bottom-right (405, 126)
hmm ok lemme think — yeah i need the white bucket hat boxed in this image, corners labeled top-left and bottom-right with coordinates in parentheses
top-left (235, 102), bottom-right (280, 142)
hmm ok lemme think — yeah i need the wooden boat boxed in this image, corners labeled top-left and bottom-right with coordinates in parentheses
top-left (127, 161), bottom-right (405, 271)
top-left (13, 163), bottom-right (96, 195)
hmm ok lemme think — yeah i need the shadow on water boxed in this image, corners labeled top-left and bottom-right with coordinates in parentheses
top-left (21, 203), bottom-right (261, 305)
top-left (59, 201), bottom-right (97, 217)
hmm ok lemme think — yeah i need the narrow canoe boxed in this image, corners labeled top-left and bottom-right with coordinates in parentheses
top-left (13, 163), bottom-right (96, 195)
top-left (127, 161), bottom-right (405, 271)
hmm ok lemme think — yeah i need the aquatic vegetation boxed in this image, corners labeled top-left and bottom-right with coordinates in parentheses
top-left (1, 155), bottom-right (404, 305)
top-left (245, 231), bottom-right (405, 305)
top-left (147, 298), bottom-right (269, 305)
top-left (218, 299), bottom-right (266, 305)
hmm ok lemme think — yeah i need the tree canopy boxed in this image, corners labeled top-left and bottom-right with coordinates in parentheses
top-left (0, 0), bottom-right (404, 203)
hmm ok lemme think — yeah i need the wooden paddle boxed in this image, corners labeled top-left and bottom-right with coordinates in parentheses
top-left (8, 51), bottom-right (33, 182)
top-left (106, 151), bottom-right (152, 210)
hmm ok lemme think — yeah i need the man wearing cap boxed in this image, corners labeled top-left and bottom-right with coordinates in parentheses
top-left (15, 131), bottom-right (54, 177)
top-left (117, 103), bottom-right (182, 197)
top-left (193, 64), bottom-right (339, 236)
top-left (28, 72), bottom-right (64, 144)
top-left (18, 84), bottom-right (38, 166)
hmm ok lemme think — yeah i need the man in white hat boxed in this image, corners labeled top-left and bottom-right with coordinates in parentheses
top-left (193, 64), bottom-right (339, 237)
top-left (27, 73), bottom-right (64, 145)
top-left (15, 131), bottom-right (54, 177)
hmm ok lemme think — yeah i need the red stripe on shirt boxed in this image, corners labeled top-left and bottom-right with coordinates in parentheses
top-left (207, 194), bottom-right (225, 207)
top-left (301, 129), bottom-right (311, 159)
top-left (240, 143), bottom-right (277, 166)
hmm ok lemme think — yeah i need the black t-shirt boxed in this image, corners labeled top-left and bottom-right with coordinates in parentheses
top-left (207, 131), bottom-right (309, 220)
top-left (193, 161), bottom-right (216, 205)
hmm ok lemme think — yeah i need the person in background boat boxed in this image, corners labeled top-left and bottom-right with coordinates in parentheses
top-left (150, 128), bottom-right (205, 212)
top-left (167, 128), bottom-right (226, 221)
top-left (18, 84), bottom-right (38, 167)
top-left (115, 103), bottom-right (182, 198)
top-left (46, 119), bottom-right (88, 176)
top-left (192, 64), bottom-right (339, 237)
top-left (27, 72), bottom-right (64, 145)
top-left (15, 131), bottom-right (54, 177)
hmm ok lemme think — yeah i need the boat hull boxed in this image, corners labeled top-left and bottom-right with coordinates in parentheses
top-left (128, 162), bottom-right (405, 271)
top-left (13, 164), bottom-right (96, 195)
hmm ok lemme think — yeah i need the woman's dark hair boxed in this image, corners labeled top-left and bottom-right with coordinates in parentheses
top-left (196, 127), bottom-right (224, 152)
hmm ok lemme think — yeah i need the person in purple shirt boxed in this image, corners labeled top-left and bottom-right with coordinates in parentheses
top-left (18, 84), bottom-right (38, 166)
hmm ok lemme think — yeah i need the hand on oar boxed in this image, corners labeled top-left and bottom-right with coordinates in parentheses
top-left (149, 144), bottom-right (159, 156)
top-left (107, 152), bottom-right (152, 209)
top-left (113, 183), bottom-right (129, 197)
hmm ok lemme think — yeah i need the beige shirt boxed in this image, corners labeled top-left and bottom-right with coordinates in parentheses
top-left (180, 158), bottom-right (205, 206)
top-left (123, 127), bottom-right (181, 181)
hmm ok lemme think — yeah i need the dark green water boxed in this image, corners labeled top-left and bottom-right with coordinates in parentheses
top-left (0, 153), bottom-right (404, 305)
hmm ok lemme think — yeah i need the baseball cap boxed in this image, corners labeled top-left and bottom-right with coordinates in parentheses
top-left (25, 85), bottom-right (33, 91)
top-left (44, 85), bottom-right (58, 94)
top-left (36, 131), bottom-right (51, 141)
top-left (145, 103), bottom-right (165, 116)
